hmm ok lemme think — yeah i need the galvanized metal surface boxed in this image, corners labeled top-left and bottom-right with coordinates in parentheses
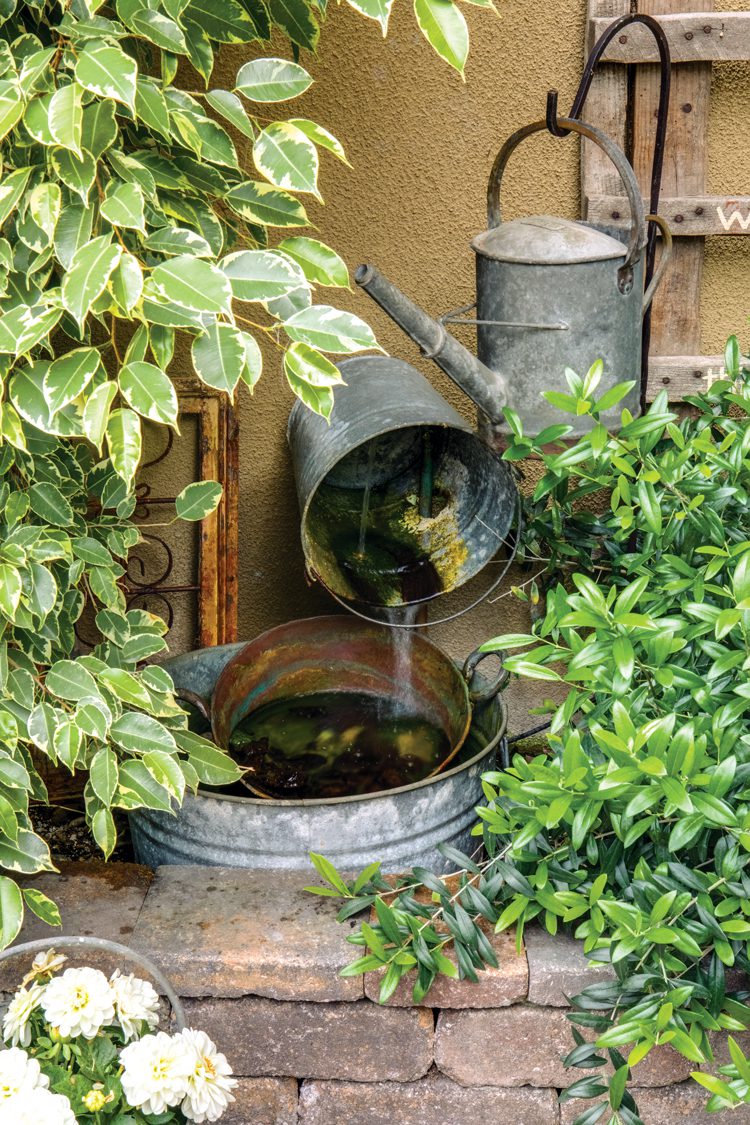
top-left (472, 215), bottom-right (630, 265)
top-left (474, 245), bottom-right (644, 435)
top-left (287, 355), bottom-right (517, 611)
top-left (354, 266), bottom-right (506, 423)
top-left (129, 643), bottom-right (508, 874)
top-left (355, 118), bottom-right (671, 438)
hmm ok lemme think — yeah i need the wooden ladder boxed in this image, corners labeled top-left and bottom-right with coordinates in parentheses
top-left (584, 0), bottom-right (750, 400)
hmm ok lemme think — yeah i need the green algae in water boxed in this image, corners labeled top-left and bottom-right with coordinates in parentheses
top-left (228, 691), bottom-right (450, 799)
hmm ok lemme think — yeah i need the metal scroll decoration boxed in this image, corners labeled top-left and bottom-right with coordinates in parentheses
top-left (126, 380), bottom-right (239, 652)
top-left (77, 379), bottom-right (239, 655)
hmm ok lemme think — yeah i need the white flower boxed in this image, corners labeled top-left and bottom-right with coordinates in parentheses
top-left (21, 949), bottom-right (67, 988)
top-left (41, 967), bottom-right (115, 1039)
top-left (110, 970), bottom-right (160, 1041)
top-left (179, 1028), bottom-right (237, 1123)
top-left (120, 1030), bottom-right (193, 1115)
top-left (0, 1046), bottom-right (49, 1099)
top-left (3, 1087), bottom-right (76, 1125)
top-left (2, 983), bottom-right (45, 1047)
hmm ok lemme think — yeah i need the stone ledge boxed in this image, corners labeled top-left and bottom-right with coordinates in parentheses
top-left (222, 1078), bottom-right (298, 1125)
top-left (183, 996), bottom-right (434, 1082)
top-left (298, 1073), bottom-right (559, 1124)
top-left (131, 866), bottom-right (365, 1001)
top-left (364, 923), bottom-right (527, 1008)
top-left (0, 862), bottom-right (152, 988)
top-left (525, 924), bottom-right (614, 1007)
top-left (2, 860), bottom-right (743, 1118)
top-left (435, 1006), bottom-right (693, 1089)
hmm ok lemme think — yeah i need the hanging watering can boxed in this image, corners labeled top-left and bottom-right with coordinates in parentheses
top-left (355, 117), bottom-right (672, 438)
top-left (287, 354), bottom-right (517, 614)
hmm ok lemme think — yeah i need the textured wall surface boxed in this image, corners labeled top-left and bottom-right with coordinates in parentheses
top-left (177, 2), bottom-right (748, 734)
top-left (703, 0), bottom-right (750, 344)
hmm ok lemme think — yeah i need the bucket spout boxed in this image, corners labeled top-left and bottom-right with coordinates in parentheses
top-left (355, 264), bottom-right (506, 424)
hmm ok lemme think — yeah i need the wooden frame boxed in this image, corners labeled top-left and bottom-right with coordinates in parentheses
top-left (129, 377), bottom-right (239, 651)
top-left (583, 0), bottom-right (749, 399)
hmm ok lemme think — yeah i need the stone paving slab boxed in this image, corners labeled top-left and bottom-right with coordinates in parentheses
top-left (183, 996), bottom-right (434, 1082)
top-left (525, 924), bottom-right (614, 1006)
top-left (131, 866), bottom-right (364, 1000)
top-left (222, 1078), bottom-right (298, 1125)
top-left (364, 924), bottom-right (528, 1008)
top-left (0, 862), bottom-right (152, 989)
top-left (435, 1005), bottom-right (693, 1089)
top-left (298, 1074), bottom-right (560, 1124)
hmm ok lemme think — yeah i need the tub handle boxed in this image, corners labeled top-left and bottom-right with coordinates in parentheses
top-left (174, 686), bottom-right (212, 724)
top-left (463, 648), bottom-right (509, 705)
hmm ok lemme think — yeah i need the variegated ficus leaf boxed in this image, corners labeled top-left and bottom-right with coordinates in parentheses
top-left (0, 0), bottom-right (482, 945)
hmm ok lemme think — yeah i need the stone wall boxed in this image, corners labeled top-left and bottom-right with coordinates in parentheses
top-left (4, 862), bottom-right (750, 1125)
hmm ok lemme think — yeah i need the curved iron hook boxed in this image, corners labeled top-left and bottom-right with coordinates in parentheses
top-left (546, 13), bottom-right (671, 412)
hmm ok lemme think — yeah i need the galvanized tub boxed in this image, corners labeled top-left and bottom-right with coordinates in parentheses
top-left (129, 642), bottom-right (507, 873)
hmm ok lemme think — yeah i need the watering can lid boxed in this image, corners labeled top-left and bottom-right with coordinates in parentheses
top-left (471, 215), bottom-right (630, 266)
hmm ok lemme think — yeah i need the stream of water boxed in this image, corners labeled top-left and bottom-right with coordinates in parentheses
top-left (355, 441), bottom-right (378, 559)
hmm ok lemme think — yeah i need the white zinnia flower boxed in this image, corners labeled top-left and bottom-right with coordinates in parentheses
top-left (3, 1086), bottom-right (76, 1125)
top-left (179, 1028), bottom-right (237, 1123)
top-left (120, 1030), bottom-right (193, 1115)
top-left (2, 983), bottom-right (45, 1047)
top-left (110, 970), bottom-right (160, 1041)
top-left (0, 1046), bottom-right (49, 1099)
top-left (41, 967), bottom-right (115, 1039)
top-left (21, 949), bottom-right (67, 987)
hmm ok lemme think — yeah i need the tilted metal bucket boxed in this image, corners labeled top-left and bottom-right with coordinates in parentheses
top-left (287, 354), bottom-right (517, 611)
top-left (128, 642), bottom-right (508, 873)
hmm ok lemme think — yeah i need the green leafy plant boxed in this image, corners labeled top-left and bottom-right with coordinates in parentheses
top-left (0, 0), bottom-right (491, 944)
top-left (317, 339), bottom-right (750, 1121)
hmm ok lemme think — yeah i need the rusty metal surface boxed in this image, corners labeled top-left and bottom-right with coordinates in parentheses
top-left (124, 384), bottom-right (239, 652)
top-left (208, 616), bottom-right (473, 768)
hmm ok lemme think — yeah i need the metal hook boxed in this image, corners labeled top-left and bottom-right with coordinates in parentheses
top-left (545, 90), bottom-right (569, 138)
top-left (545, 13), bottom-right (672, 413)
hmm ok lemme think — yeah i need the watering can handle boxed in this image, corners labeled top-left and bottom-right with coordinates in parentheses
top-left (487, 117), bottom-right (646, 288)
top-left (462, 648), bottom-right (509, 705)
top-left (643, 214), bottom-right (673, 313)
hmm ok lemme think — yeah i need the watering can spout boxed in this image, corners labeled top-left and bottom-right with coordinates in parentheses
top-left (355, 264), bottom-right (507, 425)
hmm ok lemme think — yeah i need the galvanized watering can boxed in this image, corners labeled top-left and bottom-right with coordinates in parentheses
top-left (287, 354), bottom-right (518, 614)
top-left (356, 117), bottom-right (672, 437)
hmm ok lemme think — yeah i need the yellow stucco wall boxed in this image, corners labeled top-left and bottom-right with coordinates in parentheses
top-left (197, 3), bottom-right (750, 731)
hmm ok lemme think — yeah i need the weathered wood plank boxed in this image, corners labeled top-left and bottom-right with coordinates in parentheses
top-left (647, 354), bottom-right (725, 398)
top-left (587, 194), bottom-right (750, 235)
top-left (632, 0), bottom-right (712, 370)
top-left (581, 0), bottom-right (631, 207)
top-left (592, 11), bottom-right (750, 63)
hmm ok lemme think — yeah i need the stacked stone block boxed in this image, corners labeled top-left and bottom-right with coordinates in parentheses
top-left (3, 862), bottom-right (749, 1124)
